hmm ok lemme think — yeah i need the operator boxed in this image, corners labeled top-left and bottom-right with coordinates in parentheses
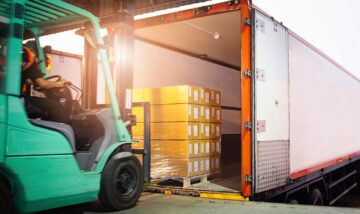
top-left (22, 45), bottom-right (70, 123)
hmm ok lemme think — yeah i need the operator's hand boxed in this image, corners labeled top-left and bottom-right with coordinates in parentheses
top-left (55, 79), bottom-right (69, 88)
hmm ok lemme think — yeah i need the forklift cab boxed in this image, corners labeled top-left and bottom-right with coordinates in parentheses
top-left (0, 1), bottom-right (143, 213)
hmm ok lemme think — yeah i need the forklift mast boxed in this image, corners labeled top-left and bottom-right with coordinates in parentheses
top-left (83, 0), bottom-right (135, 126)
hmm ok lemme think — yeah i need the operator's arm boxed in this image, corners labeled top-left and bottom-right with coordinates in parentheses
top-left (24, 63), bottom-right (67, 90)
top-left (34, 78), bottom-right (67, 90)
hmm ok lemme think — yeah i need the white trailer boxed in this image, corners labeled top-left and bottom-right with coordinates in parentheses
top-left (82, 0), bottom-right (360, 205)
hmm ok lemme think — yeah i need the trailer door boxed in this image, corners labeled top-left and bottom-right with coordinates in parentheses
top-left (253, 10), bottom-right (290, 193)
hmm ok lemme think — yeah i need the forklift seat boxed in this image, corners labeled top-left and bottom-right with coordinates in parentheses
top-left (30, 119), bottom-right (76, 152)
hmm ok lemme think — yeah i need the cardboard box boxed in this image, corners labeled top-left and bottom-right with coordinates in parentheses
top-left (132, 88), bottom-right (165, 104)
top-left (131, 140), bottom-right (166, 160)
top-left (210, 123), bottom-right (222, 139)
top-left (132, 104), bottom-right (200, 123)
top-left (199, 157), bottom-right (211, 175)
top-left (165, 140), bottom-right (201, 158)
top-left (132, 140), bottom-right (203, 159)
top-left (210, 155), bottom-right (221, 173)
top-left (199, 87), bottom-right (211, 105)
top-left (209, 139), bottom-right (221, 156)
top-left (199, 105), bottom-right (211, 122)
top-left (210, 89), bottom-right (221, 106)
top-left (133, 122), bottom-right (200, 140)
top-left (210, 106), bottom-right (221, 123)
top-left (199, 123), bottom-right (211, 139)
top-left (133, 86), bottom-right (216, 105)
top-left (164, 85), bottom-right (200, 104)
top-left (199, 140), bottom-right (211, 157)
top-left (151, 157), bottom-right (206, 178)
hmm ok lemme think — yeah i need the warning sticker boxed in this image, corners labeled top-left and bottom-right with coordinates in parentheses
top-left (201, 142), bottom-right (205, 153)
top-left (194, 89), bottom-right (199, 102)
top-left (206, 142), bottom-right (210, 154)
top-left (194, 142), bottom-right (199, 155)
top-left (194, 160), bottom-right (199, 172)
top-left (205, 125), bottom-right (210, 137)
top-left (205, 92), bottom-right (210, 104)
top-left (194, 107), bottom-right (199, 119)
top-left (193, 125), bottom-right (198, 137)
top-left (205, 108), bottom-right (210, 120)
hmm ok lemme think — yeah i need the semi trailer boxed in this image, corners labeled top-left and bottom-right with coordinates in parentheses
top-left (125, 0), bottom-right (360, 205)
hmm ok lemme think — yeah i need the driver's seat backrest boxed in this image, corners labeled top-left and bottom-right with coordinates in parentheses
top-left (30, 119), bottom-right (76, 152)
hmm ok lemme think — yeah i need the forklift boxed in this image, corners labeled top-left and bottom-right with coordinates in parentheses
top-left (0, 0), bottom-right (144, 213)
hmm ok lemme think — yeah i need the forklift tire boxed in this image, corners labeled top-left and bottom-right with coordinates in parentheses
top-left (0, 181), bottom-right (13, 214)
top-left (99, 155), bottom-right (144, 210)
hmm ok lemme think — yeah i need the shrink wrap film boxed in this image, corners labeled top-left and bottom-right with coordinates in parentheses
top-left (131, 140), bottom-right (203, 159)
top-left (199, 87), bottom-right (211, 105)
top-left (199, 105), bottom-right (211, 123)
top-left (134, 156), bottom-right (211, 178)
top-left (133, 85), bottom-right (200, 105)
top-left (132, 85), bottom-right (221, 178)
top-left (210, 89), bottom-right (221, 106)
top-left (133, 122), bottom-right (200, 140)
top-left (210, 106), bottom-right (221, 123)
top-left (132, 88), bottom-right (165, 104)
top-left (164, 85), bottom-right (200, 104)
top-left (132, 104), bottom-right (200, 122)
top-left (199, 123), bottom-right (211, 139)
top-left (210, 155), bottom-right (221, 173)
top-left (210, 123), bottom-right (222, 139)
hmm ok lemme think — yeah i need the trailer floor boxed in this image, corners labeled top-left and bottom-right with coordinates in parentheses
top-left (46, 193), bottom-right (360, 214)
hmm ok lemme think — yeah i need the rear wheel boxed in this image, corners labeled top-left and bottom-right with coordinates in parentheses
top-left (308, 188), bottom-right (324, 205)
top-left (99, 155), bottom-right (144, 210)
top-left (288, 199), bottom-right (299, 204)
top-left (0, 181), bottom-right (13, 214)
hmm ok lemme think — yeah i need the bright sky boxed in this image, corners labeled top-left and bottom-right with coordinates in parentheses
top-left (40, 0), bottom-right (360, 76)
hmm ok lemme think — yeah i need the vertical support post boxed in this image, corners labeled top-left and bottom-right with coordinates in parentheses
top-left (112, 0), bottom-right (134, 123)
top-left (29, 28), bottom-right (46, 75)
top-left (6, 0), bottom-right (25, 96)
top-left (240, 0), bottom-right (253, 197)
top-left (82, 40), bottom-right (98, 109)
top-left (143, 102), bottom-right (151, 182)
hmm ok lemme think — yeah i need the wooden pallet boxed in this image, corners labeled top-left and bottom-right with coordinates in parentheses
top-left (150, 173), bottom-right (221, 189)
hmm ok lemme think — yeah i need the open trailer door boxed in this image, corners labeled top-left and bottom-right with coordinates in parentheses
top-left (252, 9), bottom-right (290, 194)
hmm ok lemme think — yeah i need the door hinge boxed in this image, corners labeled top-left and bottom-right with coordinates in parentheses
top-left (244, 121), bottom-right (252, 130)
top-left (245, 175), bottom-right (252, 184)
top-left (243, 69), bottom-right (252, 78)
top-left (244, 18), bottom-right (252, 26)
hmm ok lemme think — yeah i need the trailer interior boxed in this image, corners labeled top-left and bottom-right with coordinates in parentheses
top-left (133, 6), bottom-right (244, 194)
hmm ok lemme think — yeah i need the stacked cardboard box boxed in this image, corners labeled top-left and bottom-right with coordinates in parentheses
top-left (132, 85), bottom-right (221, 178)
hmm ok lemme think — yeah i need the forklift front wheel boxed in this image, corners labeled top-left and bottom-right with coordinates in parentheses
top-left (99, 154), bottom-right (144, 210)
top-left (0, 180), bottom-right (14, 214)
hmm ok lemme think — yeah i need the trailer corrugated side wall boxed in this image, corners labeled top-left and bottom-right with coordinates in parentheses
top-left (253, 8), bottom-right (360, 193)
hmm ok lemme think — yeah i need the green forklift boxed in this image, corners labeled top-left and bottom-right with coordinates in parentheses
top-left (0, 0), bottom-right (144, 213)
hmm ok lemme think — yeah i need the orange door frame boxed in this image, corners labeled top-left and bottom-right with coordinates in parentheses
top-left (134, 0), bottom-right (253, 197)
top-left (239, 0), bottom-right (252, 197)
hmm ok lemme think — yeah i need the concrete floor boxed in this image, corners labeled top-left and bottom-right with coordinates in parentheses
top-left (47, 192), bottom-right (360, 214)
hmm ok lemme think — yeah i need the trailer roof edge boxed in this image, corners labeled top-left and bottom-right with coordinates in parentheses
top-left (252, 4), bottom-right (360, 84)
